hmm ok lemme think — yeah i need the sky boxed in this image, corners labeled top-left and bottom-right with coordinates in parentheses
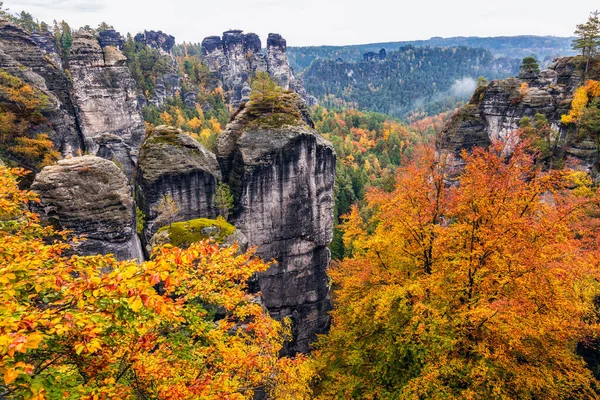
top-left (4, 0), bottom-right (598, 47)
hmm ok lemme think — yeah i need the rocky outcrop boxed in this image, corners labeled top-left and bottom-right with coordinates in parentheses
top-left (217, 93), bottom-right (335, 353)
top-left (31, 156), bottom-right (143, 261)
top-left (202, 31), bottom-right (315, 107)
top-left (438, 57), bottom-right (595, 175)
top-left (69, 30), bottom-right (145, 177)
top-left (0, 22), bottom-right (82, 157)
top-left (98, 30), bottom-right (124, 49)
top-left (134, 30), bottom-right (182, 108)
top-left (136, 126), bottom-right (221, 245)
top-left (134, 30), bottom-right (176, 55)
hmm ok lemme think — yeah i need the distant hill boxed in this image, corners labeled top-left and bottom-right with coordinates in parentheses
top-left (288, 36), bottom-right (576, 72)
top-left (302, 45), bottom-right (520, 118)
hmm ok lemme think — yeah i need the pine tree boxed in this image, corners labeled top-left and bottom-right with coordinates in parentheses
top-left (573, 11), bottom-right (600, 77)
top-left (520, 56), bottom-right (540, 75)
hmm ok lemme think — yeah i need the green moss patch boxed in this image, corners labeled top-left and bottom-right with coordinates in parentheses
top-left (158, 217), bottom-right (235, 248)
top-left (245, 92), bottom-right (304, 129)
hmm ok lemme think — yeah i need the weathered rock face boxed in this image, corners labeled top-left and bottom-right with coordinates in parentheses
top-left (98, 30), bottom-right (124, 49)
top-left (134, 30), bottom-right (175, 54)
top-left (202, 31), bottom-right (315, 107)
top-left (31, 156), bottom-right (143, 261)
top-left (217, 94), bottom-right (335, 353)
top-left (438, 57), bottom-right (597, 175)
top-left (69, 30), bottom-right (145, 177)
top-left (266, 33), bottom-right (314, 105)
top-left (136, 126), bottom-right (221, 246)
top-left (134, 30), bottom-right (182, 108)
top-left (0, 22), bottom-right (82, 157)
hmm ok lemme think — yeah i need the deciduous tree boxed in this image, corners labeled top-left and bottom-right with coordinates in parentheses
top-left (313, 141), bottom-right (600, 399)
top-left (0, 166), bottom-right (309, 399)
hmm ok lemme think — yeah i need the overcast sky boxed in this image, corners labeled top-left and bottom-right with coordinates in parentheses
top-left (4, 0), bottom-right (597, 47)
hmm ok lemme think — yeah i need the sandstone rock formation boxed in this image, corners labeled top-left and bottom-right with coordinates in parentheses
top-left (217, 93), bottom-right (335, 353)
top-left (31, 156), bottom-right (143, 261)
top-left (69, 30), bottom-right (145, 177)
top-left (202, 30), bottom-right (316, 107)
top-left (438, 57), bottom-right (598, 175)
top-left (136, 126), bottom-right (221, 245)
top-left (134, 30), bottom-right (182, 107)
top-left (0, 22), bottom-right (82, 157)
top-left (98, 29), bottom-right (124, 49)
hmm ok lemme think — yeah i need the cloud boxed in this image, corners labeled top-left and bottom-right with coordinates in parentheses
top-left (10, 0), bottom-right (106, 12)
top-left (450, 77), bottom-right (477, 98)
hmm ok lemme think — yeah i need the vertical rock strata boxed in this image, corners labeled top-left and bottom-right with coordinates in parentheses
top-left (136, 126), bottom-right (221, 245)
top-left (0, 22), bottom-right (82, 156)
top-left (69, 30), bottom-right (145, 176)
top-left (31, 156), bottom-right (143, 261)
top-left (202, 30), bottom-right (316, 107)
top-left (438, 57), bottom-right (599, 175)
top-left (134, 30), bottom-right (182, 107)
top-left (218, 95), bottom-right (336, 353)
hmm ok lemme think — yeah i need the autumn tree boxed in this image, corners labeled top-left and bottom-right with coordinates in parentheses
top-left (0, 166), bottom-right (312, 399)
top-left (0, 69), bottom-right (59, 170)
top-left (312, 141), bottom-right (600, 399)
top-left (250, 71), bottom-right (283, 109)
top-left (154, 193), bottom-right (179, 228)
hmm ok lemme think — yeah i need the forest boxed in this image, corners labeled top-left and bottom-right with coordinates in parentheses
top-left (2, 4), bottom-right (600, 400)
top-left (302, 46), bottom-right (519, 117)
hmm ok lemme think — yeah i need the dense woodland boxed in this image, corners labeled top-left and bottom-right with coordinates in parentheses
top-left (302, 46), bottom-right (519, 117)
top-left (288, 35), bottom-right (576, 72)
top-left (3, 5), bottom-right (600, 400)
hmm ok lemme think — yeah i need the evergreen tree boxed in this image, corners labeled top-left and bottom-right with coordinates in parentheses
top-left (97, 21), bottom-right (114, 32)
top-left (520, 56), bottom-right (540, 75)
top-left (250, 71), bottom-right (283, 105)
top-left (573, 11), bottom-right (600, 77)
top-left (214, 182), bottom-right (234, 220)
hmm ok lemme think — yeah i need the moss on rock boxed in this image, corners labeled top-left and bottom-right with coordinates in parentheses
top-left (158, 217), bottom-right (235, 248)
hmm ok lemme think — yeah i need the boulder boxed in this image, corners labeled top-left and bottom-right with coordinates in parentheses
top-left (31, 156), bottom-right (143, 262)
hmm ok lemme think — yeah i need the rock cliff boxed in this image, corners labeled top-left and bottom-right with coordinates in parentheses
top-left (201, 30), bottom-right (315, 107)
top-left (31, 156), bottom-right (143, 261)
top-left (134, 30), bottom-right (182, 107)
top-left (0, 22), bottom-right (82, 157)
top-left (217, 93), bottom-right (335, 353)
top-left (438, 57), bottom-right (597, 175)
top-left (136, 125), bottom-right (221, 246)
top-left (68, 30), bottom-right (145, 177)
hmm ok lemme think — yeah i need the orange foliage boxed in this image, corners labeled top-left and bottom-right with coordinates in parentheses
top-left (0, 167), bottom-right (311, 399)
top-left (314, 142), bottom-right (600, 398)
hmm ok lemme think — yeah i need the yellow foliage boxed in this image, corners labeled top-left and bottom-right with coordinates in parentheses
top-left (519, 82), bottom-right (529, 95)
top-left (562, 80), bottom-right (600, 125)
top-left (0, 166), bottom-right (308, 399)
top-left (160, 111), bottom-right (174, 125)
top-left (188, 117), bottom-right (203, 131)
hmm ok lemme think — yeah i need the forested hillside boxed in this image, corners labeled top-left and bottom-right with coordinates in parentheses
top-left (288, 35), bottom-right (575, 71)
top-left (303, 45), bottom-right (519, 117)
top-left (4, 3), bottom-right (600, 399)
